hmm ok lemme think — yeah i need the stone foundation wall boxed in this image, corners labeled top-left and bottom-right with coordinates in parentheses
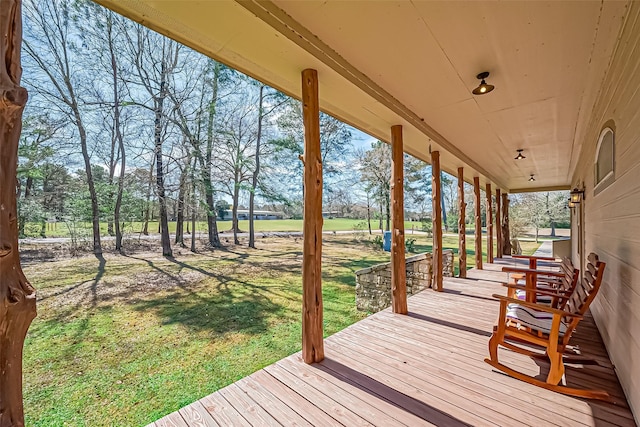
top-left (355, 250), bottom-right (454, 313)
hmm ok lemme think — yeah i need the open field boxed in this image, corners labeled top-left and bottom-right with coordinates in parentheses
top-left (24, 218), bottom-right (397, 238)
top-left (24, 218), bottom-right (568, 242)
top-left (21, 234), bottom-right (539, 426)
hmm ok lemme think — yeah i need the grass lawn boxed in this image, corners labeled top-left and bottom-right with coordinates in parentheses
top-left (25, 218), bottom-right (426, 238)
top-left (22, 234), bottom-right (539, 426)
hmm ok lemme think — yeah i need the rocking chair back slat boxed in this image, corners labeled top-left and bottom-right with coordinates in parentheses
top-left (565, 254), bottom-right (605, 319)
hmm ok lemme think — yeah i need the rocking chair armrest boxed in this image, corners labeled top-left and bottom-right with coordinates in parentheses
top-left (501, 283), bottom-right (570, 297)
top-left (491, 294), bottom-right (583, 319)
top-left (512, 255), bottom-right (558, 262)
top-left (501, 267), bottom-right (564, 277)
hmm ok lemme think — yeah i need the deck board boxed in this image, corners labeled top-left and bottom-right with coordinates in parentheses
top-left (151, 266), bottom-right (636, 427)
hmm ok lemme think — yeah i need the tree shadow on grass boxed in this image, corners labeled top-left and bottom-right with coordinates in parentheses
top-left (118, 255), bottom-right (287, 336)
top-left (132, 289), bottom-right (282, 336)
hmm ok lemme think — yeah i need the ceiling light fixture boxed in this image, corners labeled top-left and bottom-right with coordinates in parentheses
top-left (472, 71), bottom-right (495, 95)
top-left (529, 174), bottom-right (536, 182)
top-left (514, 149), bottom-right (526, 160)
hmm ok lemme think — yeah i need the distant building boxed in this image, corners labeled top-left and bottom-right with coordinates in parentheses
top-left (219, 209), bottom-right (285, 221)
top-left (322, 211), bottom-right (339, 219)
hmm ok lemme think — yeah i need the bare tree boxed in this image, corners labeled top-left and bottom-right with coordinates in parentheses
top-left (216, 91), bottom-right (258, 245)
top-left (358, 142), bottom-right (392, 231)
top-left (124, 25), bottom-right (183, 256)
top-left (248, 84), bottom-right (286, 248)
top-left (83, 7), bottom-right (130, 251)
top-left (24, 0), bottom-right (103, 254)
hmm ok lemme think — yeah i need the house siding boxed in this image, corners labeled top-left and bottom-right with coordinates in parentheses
top-left (572, 2), bottom-right (640, 420)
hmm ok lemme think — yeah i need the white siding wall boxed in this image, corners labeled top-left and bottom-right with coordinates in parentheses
top-left (572, 3), bottom-right (640, 419)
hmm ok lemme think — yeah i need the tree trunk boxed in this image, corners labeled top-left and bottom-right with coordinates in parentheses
top-left (154, 68), bottom-right (172, 257)
top-left (202, 61), bottom-right (221, 248)
top-left (175, 157), bottom-right (189, 247)
top-left (76, 115), bottom-right (102, 254)
top-left (366, 193), bottom-right (372, 235)
top-left (107, 15), bottom-right (126, 253)
top-left (17, 175), bottom-right (33, 237)
top-left (385, 188), bottom-right (391, 232)
top-left (441, 171), bottom-right (447, 231)
top-left (191, 158), bottom-right (197, 253)
top-left (142, 159), bottom-right (154, 236)
top-left (502, 193), bottom-right (512, 255)
top-left (232, 172), bottom-right (241, 245)
top-left (249, 85), bottom-right (264, 249)
top-left (0, 3), bottom-right (37, 425)
top-left (175, 187), bottom-right (185, 246)
top-left (457, 168), bottom-right (466, 278)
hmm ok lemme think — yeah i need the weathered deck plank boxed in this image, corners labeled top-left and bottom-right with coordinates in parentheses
top-left (150, 266), bottom-right (636, 427)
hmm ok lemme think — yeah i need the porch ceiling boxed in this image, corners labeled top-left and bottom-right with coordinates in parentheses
top-left (94, 0), bottom-right (629, 192)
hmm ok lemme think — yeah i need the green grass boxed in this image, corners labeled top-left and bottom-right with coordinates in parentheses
top-left (22, 236), bottom-right (388, 426)
top-left (22, 234), bottom-right (539, 425)
top-left (25, 218), bottom-right (426, 238)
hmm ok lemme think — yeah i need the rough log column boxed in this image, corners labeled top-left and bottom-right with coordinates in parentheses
top-left (301, 69), bottom-right (323, 363)
top-left (473, 177), bottom-right (483, 269)
top-left (485, 183), bottom-right (493, 263)
top-left (431, 151), bottom-right (443, 291)
top-left (502, 193), bottom-right (512, 256)
top-left (496, 188), bottom-right (502, 258)
top-left (0, 1), bottom-right (37, 425)
top-left (457, 167), bottom-right (466, 277)
top-left (390, 125), bottom-right (407, 312)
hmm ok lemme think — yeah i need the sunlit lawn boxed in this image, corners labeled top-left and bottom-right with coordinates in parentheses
top-left (23, 236), bottom-right (386, 426)
top-left (24, 218), bottom-right (425, 238)
top-left (22, 234), bottom-right (538, 426)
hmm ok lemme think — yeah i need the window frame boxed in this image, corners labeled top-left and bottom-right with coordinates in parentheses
top-left (594, 125), bottom-right (615, 195)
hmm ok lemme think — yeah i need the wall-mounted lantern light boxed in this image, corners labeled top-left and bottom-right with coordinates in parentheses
top-left (570, 187), bottom-right (585, 203)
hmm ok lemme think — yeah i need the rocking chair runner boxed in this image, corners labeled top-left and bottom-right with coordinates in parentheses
top-left (485, 253), bottom-right (611, 401)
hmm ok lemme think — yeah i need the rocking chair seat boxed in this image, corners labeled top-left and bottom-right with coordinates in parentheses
top-left (506, 303), bottom-right (568, 336)
top-left (514, 289), bottom-right (554, 305)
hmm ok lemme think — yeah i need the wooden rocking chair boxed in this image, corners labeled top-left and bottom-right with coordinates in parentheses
top-left (485, 253), bottom-right (611, 401)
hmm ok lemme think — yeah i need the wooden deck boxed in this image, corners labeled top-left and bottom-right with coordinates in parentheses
top-left (151, 264), bottom-right (636, 427)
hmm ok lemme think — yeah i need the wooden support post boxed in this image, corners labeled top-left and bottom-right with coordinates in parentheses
top-left (301, 69), bottom-right (324, 363)
top-left (473, 177), bottom-right (483, 269)
top-left (431, 151), bottom-right (443, 291)
top-left (457, 168), bottom-right (466, 278)
top-left (496, 189), bottom-right (502, 258)
top-left (0, 2), bottom-right (37, 425)
top-left (485, 183), bottom-right (493, 264)
top-left (502, 193), bottom-right (512, 256)
top-left (390, 125), bottom-right (408, 312)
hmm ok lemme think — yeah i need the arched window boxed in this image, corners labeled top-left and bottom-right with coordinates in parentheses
top-left (594, 126), bottom-right (615, 193)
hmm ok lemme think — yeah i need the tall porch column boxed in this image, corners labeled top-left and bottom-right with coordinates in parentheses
top-left (0, 1), bottom-right (37, 425)
top-left (485, 183), bottom-right (493, 263)
top-left (502, 193), bottom-right (512, 256)
top-left (457, 167), bottom-right (466, 277)
top-left (496, 189), bottom-right (502, 258)
top-left (473, 177), bottom-right (483, 269)
top-left (432, 151), bottom-right (443, 291)
top-left (391, 125), bottom-right (408, 313)
top-left (301, 69), bottom-right (324, 363)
